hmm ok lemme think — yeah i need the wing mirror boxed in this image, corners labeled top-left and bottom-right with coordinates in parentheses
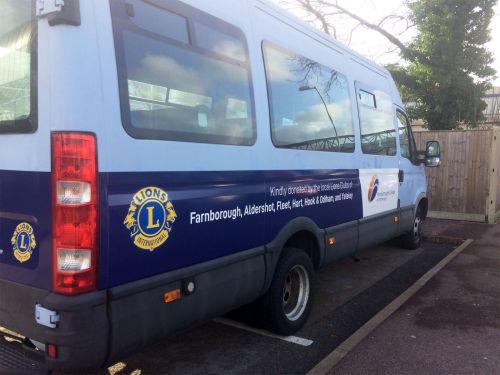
top-left (424, 140), bottom-right (440, 167)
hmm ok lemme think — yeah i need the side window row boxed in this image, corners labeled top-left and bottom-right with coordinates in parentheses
top-left (263, 43), bottom-right (355, 153)
top-left (114, 0), bottom-right (413, 156)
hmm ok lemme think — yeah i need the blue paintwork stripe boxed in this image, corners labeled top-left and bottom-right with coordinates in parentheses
top-left (101, 169), bottom-right (362, 288)
top-left (0, 169), bottom-right (363, 291)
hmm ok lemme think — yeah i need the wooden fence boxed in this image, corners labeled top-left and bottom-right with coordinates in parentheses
top-left (414, 129), bottom-right (500, 223)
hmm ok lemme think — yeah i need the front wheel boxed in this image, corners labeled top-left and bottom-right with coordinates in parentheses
top-left (259, 248), bottom-right (314, 335)
top-left (402, 207), bottom-right (424, 249)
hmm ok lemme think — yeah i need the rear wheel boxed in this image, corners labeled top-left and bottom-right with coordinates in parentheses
top-left (402, 207), bottom-right (424, 249)
top-left (259, 248), bottom-right (314, 335)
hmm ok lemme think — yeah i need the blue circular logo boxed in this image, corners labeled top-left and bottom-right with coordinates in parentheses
top-left (138, 200), bottom-right (167, 238)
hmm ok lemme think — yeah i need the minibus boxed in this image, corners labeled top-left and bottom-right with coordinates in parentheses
top-left (0, 0), bottom-right (440, 371)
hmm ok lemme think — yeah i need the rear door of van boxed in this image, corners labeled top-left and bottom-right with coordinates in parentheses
top-left (0, 0), bottom-right (52, 290)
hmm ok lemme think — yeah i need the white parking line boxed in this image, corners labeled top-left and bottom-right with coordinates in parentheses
top-left (213, 317), bottom-right (314, 347)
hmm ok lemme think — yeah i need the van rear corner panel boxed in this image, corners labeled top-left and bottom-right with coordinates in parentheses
top-left (0, 170), bottom-right (52, 290)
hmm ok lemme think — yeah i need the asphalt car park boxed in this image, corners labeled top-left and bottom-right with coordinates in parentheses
top-left (96, 239), bottom-right (456, 375)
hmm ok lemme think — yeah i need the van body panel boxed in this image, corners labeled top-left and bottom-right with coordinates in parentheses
top-left (103, 170), bottom-right (267, 287)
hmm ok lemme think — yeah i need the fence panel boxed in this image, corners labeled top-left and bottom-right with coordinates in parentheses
top-left (414, 130), bottom-right (492, 221)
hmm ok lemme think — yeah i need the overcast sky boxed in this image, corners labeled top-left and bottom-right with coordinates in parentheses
top-left (275, 0), bottom-right (500, 87)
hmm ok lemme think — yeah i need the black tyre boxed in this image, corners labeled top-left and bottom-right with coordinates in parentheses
top-left (402, 207), bottom-right (424, 250)
top-left (259, 248), bottom-right (314, 335)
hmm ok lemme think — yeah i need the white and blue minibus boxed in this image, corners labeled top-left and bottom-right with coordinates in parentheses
top-left (0, 0), bottom-right (440, 371)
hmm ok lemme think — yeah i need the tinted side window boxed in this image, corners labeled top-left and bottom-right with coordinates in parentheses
top-left (194, 22), bottom-right (246, 62)
top-left (397, 110), bottom-right (417, 163)
top-left (127, 0), bottom-right (189, 44)
top-left (112, 0), bottom-right (256, 145)
top-left (0, 0), bottom-right (36, 133)
top-left (358, 90), bottom-right (375, 108)
top-left (263, 42), bottom-right (355, 153)
top-left (397, 110), bottom-right (411, 160)
top-left (357, 87), bottom-right (396, 156)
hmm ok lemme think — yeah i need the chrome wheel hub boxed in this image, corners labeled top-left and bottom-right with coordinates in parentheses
top-left (414, 215), bottom-right (422, 240)
top-left (282, 265), bottom-right (310, 322)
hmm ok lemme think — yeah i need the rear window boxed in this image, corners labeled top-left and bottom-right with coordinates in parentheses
top-left (0, 0), bottom-right (36, 133)
top-left (111, 0), bottom-right (256, 146)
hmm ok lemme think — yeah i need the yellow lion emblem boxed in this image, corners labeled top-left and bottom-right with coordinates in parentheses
top-left (124, 187), bottom-right (177, 251)
top-left (11, 222), bottom-right (37, 263)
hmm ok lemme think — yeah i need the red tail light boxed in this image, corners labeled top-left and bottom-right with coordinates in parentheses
top-left (52, 133), bottom-right (99, 295)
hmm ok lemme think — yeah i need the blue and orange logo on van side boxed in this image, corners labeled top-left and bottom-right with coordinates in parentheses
top-left (124, 187), bottom-right (177, 251)
top-left (11, 222), bottom-right (37, 263)
top-left (368, 175), bottom-right (379, 202)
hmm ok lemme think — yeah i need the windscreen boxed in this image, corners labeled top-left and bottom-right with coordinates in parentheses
top-left (0, 0), bottom-right (36, 133)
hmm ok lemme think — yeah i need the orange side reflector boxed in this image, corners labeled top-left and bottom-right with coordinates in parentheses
top-left (164, 289), bottom-right (181, 304)
top-left (328, 237), bottom-right (336, 246)
top-left (47, 343), bottom-right (57, 359)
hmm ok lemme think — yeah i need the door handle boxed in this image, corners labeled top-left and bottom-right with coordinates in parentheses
top-left (398, 170), bottom-right (404, 183)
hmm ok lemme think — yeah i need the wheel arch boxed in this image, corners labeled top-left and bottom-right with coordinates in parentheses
top-left (416, 194), bottom-right (428, 219)
top-left (262, 217), bottom-right (324, 294)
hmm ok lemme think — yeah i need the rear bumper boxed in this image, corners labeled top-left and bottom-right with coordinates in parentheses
top-left (0, 278), bottom-right (108, 372)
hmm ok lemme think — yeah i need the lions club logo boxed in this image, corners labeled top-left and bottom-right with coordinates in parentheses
top-left (124, 187), bottom-right (177, 251)
top-left (11, 222), bottom-right (37, 263)
top-left (368, 175), bottom-right (379, 202)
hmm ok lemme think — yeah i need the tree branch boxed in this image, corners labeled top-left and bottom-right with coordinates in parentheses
top-left (313, 0), bottom-right (416, 60)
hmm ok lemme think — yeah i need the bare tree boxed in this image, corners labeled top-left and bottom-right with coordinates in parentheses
top-left (277, 0), bottom-right (419, 62)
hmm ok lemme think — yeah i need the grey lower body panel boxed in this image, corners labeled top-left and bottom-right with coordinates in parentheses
top-left (358, 209), bottom-right (400, 250)
top-left (106, 246), bottom-right (266, 364)
top-left (322, 207), bottom-right (417, 267)
top-left (400, 205), bottom-right (415, 233)
top-left (324, 220), bottom-right (358, 263)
